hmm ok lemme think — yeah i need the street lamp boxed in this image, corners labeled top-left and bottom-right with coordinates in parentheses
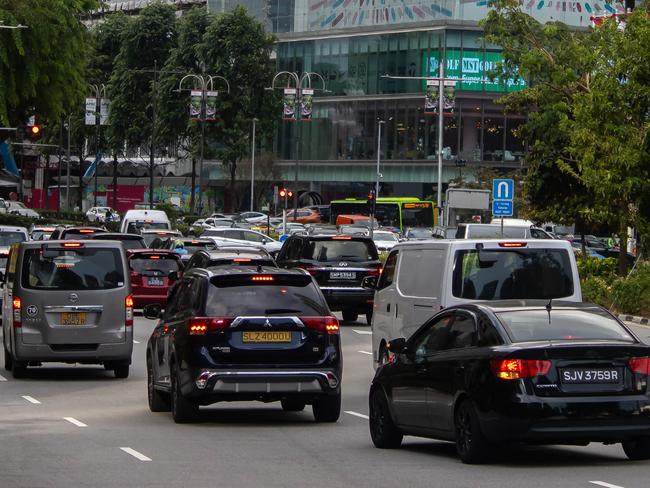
top-left (177, 74), bottom-right (230, 215)
top-left (250, 117), bottom-right (258, 212)
top-left (86, 84), bottom-right (108, 208)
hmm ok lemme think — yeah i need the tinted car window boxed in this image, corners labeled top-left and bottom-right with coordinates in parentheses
top-left (22, 248), bottom-right (124, 290)
top-left (206, 279), bottom-right (328, 316)
top-left (303, 239), bottom-right (378, 262)
top-left (412, 315), bottom-right (454, 358)
top-left (496, 309), bottom-right (634, 343)
top-left (377, 251), bottom-right (398, 289)
top-left (447, 314), bottom-right (476, 349)
top-left (452, 249), bottom-right (574, 300)
top-left (0, 232), bottom-right (26, 246)
top-left (130, 255), bottom-right (180, 275)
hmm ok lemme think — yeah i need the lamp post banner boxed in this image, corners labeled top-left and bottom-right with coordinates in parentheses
top-left (283, 88), bottom-right (297, 121)
top-left (442, 85), bottom-right (456, 115)
top-left (300, 88), bottom-right (313, 121)
top-left (100, 98), bottom-right (110, 125)
top-left (85, 97), bottom-right (97, 126)
top-left (190, 90), bottom-right (203, 120)
top-left (424, 80), bottom-right (438, 115)
top-left (205, 91), bottom-right (218, 120)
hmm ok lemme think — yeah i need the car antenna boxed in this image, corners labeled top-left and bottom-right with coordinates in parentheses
top-left (546, 298), bottom-right (552, 324)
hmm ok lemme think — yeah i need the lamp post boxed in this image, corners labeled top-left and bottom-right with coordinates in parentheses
top-left (86, 84), bottom-right (108, 208)
top-left (177, 74), bottom-right (230, 215)
top-left (250, 117), bottom-right (258, 212)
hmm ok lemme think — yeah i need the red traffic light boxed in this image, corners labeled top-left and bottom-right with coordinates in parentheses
top-left (30, 125), bottom-right (41, 135)
top-left (287, 191), bottom-right (293, 198)
top-left (279, 189), bottom-right (287, 198)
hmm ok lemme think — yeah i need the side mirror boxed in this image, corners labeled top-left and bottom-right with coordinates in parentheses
top-left (143, 303), bottom-right (162, 320)
top-left (387, 337), bottom-right (407, 354)
top-left (361, 276), bottom-right (378, 290)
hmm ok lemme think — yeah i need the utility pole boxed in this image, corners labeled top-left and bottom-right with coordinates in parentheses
top-left (250, 118), bottom-right (257, 212)
top-left (149, 60), bottom-right (157, 208)
top-left (86, 84), bottom-right (108, 209)
top-left (65, 116), bottom-right (71, 210)
top-left (57, 119), bottom-right (63, 215)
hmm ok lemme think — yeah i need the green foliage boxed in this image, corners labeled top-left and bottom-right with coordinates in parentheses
top-left (577, 256), bottom-right (617, 279)
top-left (0, 0), bottom-right (98, 126)
top-left (155, 202), bottom-right (180, 222)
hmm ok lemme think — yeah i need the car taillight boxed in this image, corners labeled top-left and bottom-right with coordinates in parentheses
top-left (297, 264), bottom-right (319, 276)
top-left (628, 357), bottom-right (650, 375)
top-left (366, 268), bottom-right (381, 277)
top-left (188, 317), bottom-right (233, 335)
top-left (490, 359), bottom-right (551, 380)
top-left (125, 295), bottom-right (134, 327)
top-left (301, 316), bottom-right (340, 334)
top-left (12, 297), bottom-right (21, 328)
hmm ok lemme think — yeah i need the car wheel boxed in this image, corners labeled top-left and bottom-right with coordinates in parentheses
top-left (342, 310), bottom-right (358, 323)
top-left (12, 358), bottom-right (27, 379)
top-left (281, 399), bottom-right (306, 412)
top-left (147, 357), bottom-right (170, 412)
top-left (454, 399), bottom-right (490, 464)
top-left (378, 345), bottom-right (390, 366)
top-left (4, 344), bottom-right (12, 371)
top-left (369, 388), bottom-right (403, 449)
top-left (312, 392), bottom-right (341, 423)
top-left (171, 362), bottom-right (198, 423)
top-left (366, 311), bottom-right (373, 325)
top-left (113, 361), bottom-right (130, 379)
top-left (622, 438), bottom-right (650, 460)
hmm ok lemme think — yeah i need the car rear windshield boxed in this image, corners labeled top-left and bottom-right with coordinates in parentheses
top-left (208, 258), bottom-right (275, 267)
top-left (206, 275), bottom-right (328, 316)
top-left (63, 229), bottom-right (104, 240)
top-left (22, 248), bottom-right (125, 290)
top-left (0, 231), bottom-right (26, 246)
top-left (452, 249), bottom-right (574, 300)
top-left (303, 239), bottom-right (378, 262)
top-left (93, 235), bottom-right (145, 250)
top-left (460, 225), bottom-right (527, 239)
top-left (127, 222), bottom-right (170, 234)
top-left (497, 309), bottom-right (634, 343)
top-left (130, 255), bottom-right (180, 275)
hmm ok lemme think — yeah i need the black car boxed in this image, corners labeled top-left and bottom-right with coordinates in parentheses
top-left (49, 225), bottom-right (106, 240)
top-left (144, 266), bottom-right (342, 423)
top-left (89, 232), bottom-right (146, 250)
top-left (369, 301), bottom-right (650, 463)
top-left (149, 237), bottom-right (215, 263)
top-left (276, 235), bottom-right (380, 324)
top-left (184, 247), bottom-right (276, 271)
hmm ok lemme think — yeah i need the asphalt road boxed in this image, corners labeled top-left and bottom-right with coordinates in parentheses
top-left (1, 318), bottom-right (650, 488)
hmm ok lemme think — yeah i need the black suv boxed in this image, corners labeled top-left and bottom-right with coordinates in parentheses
top-left (276, 235), bottom-right (380, 324)
top-left (144, 266), bottom-right (342, 423)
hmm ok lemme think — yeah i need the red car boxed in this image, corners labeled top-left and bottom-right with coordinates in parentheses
top-left (128, 250), bottom-right (183, 308)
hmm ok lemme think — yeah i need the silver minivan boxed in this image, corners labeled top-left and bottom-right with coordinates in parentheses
top-left (1, 240), bottom-right (133, 378)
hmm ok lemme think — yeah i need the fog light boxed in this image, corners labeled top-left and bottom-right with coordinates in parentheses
top-left (195, 371), bottom-right (211, 389)
top-left (326, 372), bottom-right (339, 388)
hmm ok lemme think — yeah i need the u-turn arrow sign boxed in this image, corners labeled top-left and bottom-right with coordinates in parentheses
top-left (492, 179), bottom-right (514, 201)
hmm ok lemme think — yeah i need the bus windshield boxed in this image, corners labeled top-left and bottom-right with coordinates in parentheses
top-left (330, 199), bottom-right (434, 230)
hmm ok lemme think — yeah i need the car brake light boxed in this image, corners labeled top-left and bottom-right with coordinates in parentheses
top-left (79, 229), bottom-right (95, 233)
top-left (188, 317), bottom-right (233, 335)
top-left (367, 268), bottom-right (381, 277)
top-left (63, 242), bottom-right (84, 248)
top-left (498, 242), bottom-right (527, 248)
top-left (12, 297), bottom-right (21, 328)
top-left (297, 264), bottom-right (319, 276)
top-left (490, 359), bottom-right (551, 380)
top-left (251, 275), bottom-right (274, 281)
top-left (233, 258), bottom-right (252, 262)
top-left (149, 255), bottom-right (161, 260)
top-left (302, 316), bottom-right (340, 334)
top-left (125, 295), bottom-right (134, 326)
top-left (332, 236), bottom-right (352, 240)
top-left (628, 357), bottom-right (650, 375)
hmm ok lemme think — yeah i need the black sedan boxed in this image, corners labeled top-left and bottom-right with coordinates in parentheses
top-left (368, 301), bottom-right (650, 463)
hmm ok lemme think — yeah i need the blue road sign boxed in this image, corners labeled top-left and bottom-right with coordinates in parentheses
top-left (492, 200), bottom-right (513, 217)
top-left (492, 179), bottom-right (514, 201)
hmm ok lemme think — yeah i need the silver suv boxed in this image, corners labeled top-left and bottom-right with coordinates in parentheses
top-left (1, 240), bottom-right (133, 378)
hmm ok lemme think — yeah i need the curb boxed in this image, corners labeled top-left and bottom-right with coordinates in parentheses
top-left (619, 314), bottom-right (650, 327)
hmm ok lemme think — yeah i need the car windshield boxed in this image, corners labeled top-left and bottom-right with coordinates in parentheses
top-left (407, 228), bottom-right (432, 238)
top-left (130, 255), bottom-right (180, 276)
top-left (127, 222), bottom-right (170, 234)
top-left (22, 248), bottom-right (124, 290)
top-left (452, 248), bottom-right (574, 300)
top-left (303, 239), bottom-right (378, 262)
top-left (374, 232), bottom-right (398, 241)
top-left (497, 309), bottom-right (634, 343)
top-left (0, 231), bottom-right (26, 246)
top-left (142, 233), bottom-right (178, 246)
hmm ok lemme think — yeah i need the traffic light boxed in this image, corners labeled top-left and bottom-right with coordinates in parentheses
top-left (279, 188), bottom-right (286, 198)
top-left (279, 188), bottom-right (293, 208)
top-left (26, 117), bottom-right (42, 141)
top-left (367, 190), bottom-right (375, 206)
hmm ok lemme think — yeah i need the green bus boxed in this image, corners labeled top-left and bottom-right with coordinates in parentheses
top-left (329, 197), bottom-right (436, 232)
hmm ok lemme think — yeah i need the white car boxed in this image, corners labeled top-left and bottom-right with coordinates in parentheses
top-left (5, 201), bottom-right (40, 219)
top-left (86, 206), bottom-right (120, 223)
top-left (372, 230), bottom-right (399, 251)
top-left (202, 228), bottom-right (282, 252)
top-left (201, 217), bottom-right (235, 228)
top-left (237, 211), bottom-right (268, 224)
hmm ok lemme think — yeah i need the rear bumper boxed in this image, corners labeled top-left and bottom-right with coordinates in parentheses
top-left (132, 293), bottom-right (168, 308)
top-left (14, 337), bottom-right (133, 363)
top-left (480, 395), bottom-right (650, 443)
top-left (320, 286), bottom-right (374, 311)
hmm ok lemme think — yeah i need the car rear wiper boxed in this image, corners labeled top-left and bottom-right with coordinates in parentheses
top-left (265, 308), bottom-right (302, 315)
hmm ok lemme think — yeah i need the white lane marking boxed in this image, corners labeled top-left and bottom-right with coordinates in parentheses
top-left (63, 417), bottom-right (88, 427)
top-left (133, 340), bottom-right (140, 344)
top-left (22, 395), bottom-right (41, 404)
top-left (357, 350), bottom-right (372, 355)
top-left (120, 447), bottom-right (152, 462)
top-left (0, 374), bottom-right (7, 381)
top-left (352, 329), bottom-right (372, 335)
top-left (345, 410), bottom-right (369, 420)
top-left (590, 482), bottom-right (624, 488)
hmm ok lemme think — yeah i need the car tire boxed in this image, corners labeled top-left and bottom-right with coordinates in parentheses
top-left (281, 399), bottom-right (306, 412)
top-left (342, 310), bottom-right (358, 323)
top-left (171, 362), bottom-right (198, 423)
top-left (312, 392), bottom-right (341, 423)
top-left (369, 388), bottom-right (403, 449)
top-left (454, 399), bottom-right (491, 464)
top-left (113, 362), bottom-right (130, 379)
top-left (12, 358), bottom-right (27, 379)
top-left (147, 357), bottom-right (170, 412)
top-left (622, 438), bottom-right (650, 460)
top-left (4, 344), bottom-right (13, 371)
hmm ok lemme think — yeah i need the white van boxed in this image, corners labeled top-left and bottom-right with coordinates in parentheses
top-left (369, 239), bottom-right (581, 367)
top-left (120, 210), bottom-right (171, 235)
top-left (455, 223), bottom-right (553, 239)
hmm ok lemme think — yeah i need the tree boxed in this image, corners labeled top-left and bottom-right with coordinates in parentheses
top-left (0, 0), bottom-right (98, 126)
top-left (483, 0), bottom-right (650, 274)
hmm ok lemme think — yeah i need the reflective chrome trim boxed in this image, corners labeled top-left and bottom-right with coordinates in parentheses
top-left (311, 267), bottom-right (369, 272)
top-left (43, 305), bottom-right (104, 312)
top-left (230, 316), bottom-right (303, 327)
top-left (320, 287), bottom-right (366, 291)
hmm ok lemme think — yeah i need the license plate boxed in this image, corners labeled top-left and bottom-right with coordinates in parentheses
top-left (242, 331), bottom-right (292, 343)
top-left (60, 312), bottom-right (87, 326)
top-left (560, 368), bottom-right (621, 384)
top-left (330, 271), bottom-right (356, 280)
top-left (148, 277), bottom-right (164, 286)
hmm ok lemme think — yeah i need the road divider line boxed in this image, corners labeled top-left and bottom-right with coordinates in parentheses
top-left (357, 350), bottom-right (372, 355)
top-left (345, 410), bottom-right (369, 420)
top-left (120, 447), bottom-right (152, 462)
top-left (21, 395), bottom-right (41, 404)
top-left (0, 374), bottom-right (7, 381)
top-left (63, 417), bottom-right (88, 427)
top-left (590, 482), bottom-right (624, 488)
top-left (352, 329), bottom-right (372, 335)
